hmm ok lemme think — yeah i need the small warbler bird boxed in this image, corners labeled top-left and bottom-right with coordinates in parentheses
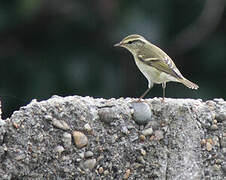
top-left (114, 34), bottom-right (198, 100)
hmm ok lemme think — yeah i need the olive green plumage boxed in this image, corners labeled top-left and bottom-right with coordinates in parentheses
top-left (114, 34), bottom-right (198, 99)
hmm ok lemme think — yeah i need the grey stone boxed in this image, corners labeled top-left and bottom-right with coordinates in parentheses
top-left (0, 119), bottom-right (6, 126)
top-left (98, 107), bottom-right (119, 123)
top-left (131, 101), bottom-right (152, 125)
top-left (221, 137), bottom-right (226, 148)
top-left (52, 119), bottom-right (70, 130)
top-left (84, 123), bottom-right (92, 132)
top-left (62, 132), bottom-right (72, 147)
top-left (154, 130), bottom-right (164, 140)
top-left (222, 162), bottom-right (226, 174)
top-left (54, 145), bottom-right (64, 154)
top-left (215, 112), bottom-right (226, 122)
top-left (84, 151), bottom-right (94, 158)
top-left (210, 124), bottom-right (218, 130)
top-left (83, 159), bottom-right (96, 170)
top-left (141, 127), bottom-right (153, 136)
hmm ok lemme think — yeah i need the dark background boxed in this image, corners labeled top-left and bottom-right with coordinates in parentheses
top-left (0, 0), bottom-right (225, 118)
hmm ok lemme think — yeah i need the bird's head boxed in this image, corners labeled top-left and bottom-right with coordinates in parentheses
top-left (114, 34), bottom-right (147, 54)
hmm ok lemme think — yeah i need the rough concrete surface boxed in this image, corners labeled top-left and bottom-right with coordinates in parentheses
top-left (0, 95), bottom-right (225, 180)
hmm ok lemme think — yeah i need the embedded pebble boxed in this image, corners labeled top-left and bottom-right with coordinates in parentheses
top-left (13, 122), bottom-right (19, 129)
top-left (140, 149), bottom-right (146, 156)
top-left (139, 135), bottom-right (146, 141)
top-left (201, 139), bottom-right (206, 146)
top-left (54, 145), bottom-right (64, 154)
top-left (36, 134), bottom-right (44, 142)
top-left (79, 152), bottom-right (85, 159)
top-left (206, 142), bottom-right (212, 151)
top-left (210, 124), bottom-right (218, 130)
top-left (83, 159), bottom-right (96, 170)
top-left (15, 153), bottom-right (26, 161)
top-left (215, 112), bottom-right (226, 122)
top-left (212, 136), bottom-right (220, 147)
top-left (84, 151), bottom-right (94, 158)
top-left (150, 135), bottom-right (155, 141)
top-left (141, 127), bottom-right (153, 136)
top-left (98, 167), bottom-right (104, 174)
top-left (215, 159), bottom-right (222, 164)
top-left (84, 123), bottom-right (92, 132)
top-left (133, 163), bottom-right (143, 169)
top-left (104, 170), bottom-right (109, 175)
top-left (73, 131), bottom-right (88, 148)
top-left (131, 102), bottom-right (152, 125)
top-left (222, 162), bottom-right (226, 174)
top-left (137, 156), bottom-right (145, 164)
top-left (221, 137), bottom-right (226, 147)
top-left (121, 126), bottom-right (129, 134)
top-left (154, 130), bottom-right (164, 140)
top-left (123, 169), bottom-right (131, 179)
top-left (0, 119), bottom-right (6, 126)
top-left (97, 155), bottom-right (104, 161)
top-left (62, 156), bottom-right (71, 163)
top-left (62, 132), bottom-right (72, 147)
top-left (98, 108), bottom-right (119, 123)
top-left (222, 148), bottom-right (226, 155)
top-left (212, 164), bottom-right (221, 171)
top-left (0, 147), bottom-right (5, 157)
top-left (44, 115), bottom-right (52, 121)
top-left (52, 119), bottom-right (70, 130)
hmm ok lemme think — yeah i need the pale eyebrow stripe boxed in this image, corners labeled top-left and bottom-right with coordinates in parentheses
top-left (124, 38), bottom-right (145, 44)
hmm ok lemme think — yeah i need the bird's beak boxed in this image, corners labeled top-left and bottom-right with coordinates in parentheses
top-left (114, 41), bottom-right (122, 47)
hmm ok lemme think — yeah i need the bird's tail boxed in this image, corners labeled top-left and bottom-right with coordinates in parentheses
top-left (180, 78), bottom-right (199, 89)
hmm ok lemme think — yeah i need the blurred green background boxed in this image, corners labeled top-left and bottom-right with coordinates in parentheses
top-left (0, 0), bottom-right (225, 118)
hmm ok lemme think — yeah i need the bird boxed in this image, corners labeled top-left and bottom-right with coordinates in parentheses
top-left (114, 34), bottom-right (199, 100)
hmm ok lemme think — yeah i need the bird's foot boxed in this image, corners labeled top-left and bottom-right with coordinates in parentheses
top-left (132, 98), bottom-right (146, 103)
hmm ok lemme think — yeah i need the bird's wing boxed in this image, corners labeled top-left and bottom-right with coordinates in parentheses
top-left (137, 54), bottom-right (183, 79)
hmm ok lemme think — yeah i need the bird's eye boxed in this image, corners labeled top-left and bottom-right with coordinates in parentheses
top-left (127, 41), bottom-right (133, 44)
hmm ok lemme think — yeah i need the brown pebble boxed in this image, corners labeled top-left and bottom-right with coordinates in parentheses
top-left (206, 142), bottom-right (212, 151)
top-left (140, 135), bottom-right (146, 141)
top-left (150, 135), bottom-right (155, 141)
top-left (99, 167), bottom-right (104, 174)
top-left (13, 122), bottom-right (19, 129)
top-left (98, 146), bottom-right (104, 152)
top-left (201, 139), bottom-right (206, 146)
top-left (207, 138), bottom-right (213, 145)
top-left (123, 169), bottom-right (131, 179)
top-left (73, 131), bottom-right (88, 148)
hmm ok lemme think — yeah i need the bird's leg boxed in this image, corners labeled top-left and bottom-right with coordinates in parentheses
top-left (162, 82), bottom-right (166, 102)
top-left (138, 88), bottom-right (151, 101)
top-left (138, 82), bottom-right (153, 101)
